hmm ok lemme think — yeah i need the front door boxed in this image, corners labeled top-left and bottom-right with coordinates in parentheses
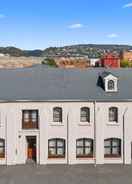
top-left (26, 136), bottom-right (36, 162)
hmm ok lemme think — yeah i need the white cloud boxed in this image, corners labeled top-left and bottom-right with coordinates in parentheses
top-left (68, 23), bottom-right (84, 29)
top-left (0, 14), bottom-right (6, 19)
top-left (107, 33), bottom-right (119, 38)
top-left (123, 3), bottom-right (132, 8)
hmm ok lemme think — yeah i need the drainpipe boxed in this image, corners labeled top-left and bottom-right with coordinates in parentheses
top-left (94, 101), bottom-right (96, 167)
top-left (67, 111), bottom-right (69, 165)
top-left (5, 115), bottom-right (7, 166)
top-left (38, 114), bottom-right (40, 165)
top-left (123, 107), bottom-right (128, 166)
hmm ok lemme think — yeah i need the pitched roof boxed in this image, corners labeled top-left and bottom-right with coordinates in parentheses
top-left (0, 64), bottom-right (131, 102)
top-left (100, 71), bottom-right (117, 79)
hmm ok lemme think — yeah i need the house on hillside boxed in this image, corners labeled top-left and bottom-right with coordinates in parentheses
top-left (99, 53), bottom-right (120, 68)
top-left (0, 65), bottom-right (132, 165)
top-left (121, 50), bottom-right (132, 62)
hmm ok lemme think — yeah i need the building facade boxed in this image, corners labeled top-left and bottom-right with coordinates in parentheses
top-left (100, 53), bottom-right (120, 68)
top-left (121, 50), bottom-right (132, 61)
top-left (0, 65), bottom-right (132, 165)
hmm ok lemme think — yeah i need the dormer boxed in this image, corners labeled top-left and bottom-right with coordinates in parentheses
top-left (99, 71), bottom-right (118, 92)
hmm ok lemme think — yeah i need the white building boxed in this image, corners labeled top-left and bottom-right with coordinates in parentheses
top-left (0, 65), bottom-right (132, 165)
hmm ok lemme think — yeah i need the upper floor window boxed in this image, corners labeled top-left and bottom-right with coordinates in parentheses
top-left (108, 80), bottom-right (115, 90)
top-left (53, 107), bottom-right (62, 122)
top-left (80, 107), bottom-right (90, 122)
top-left (48, 138), bottom-right (65, 158)
top-left (109, 107), bottom-right (118, 122)
top-left (76, 138), bottom-right (93, 158)
top-left (0, 139), bottom-right (5, 158)
top-left (22, 110), bottom-right (39, 129)
top-left (104, 138), bottom-right (121, 158)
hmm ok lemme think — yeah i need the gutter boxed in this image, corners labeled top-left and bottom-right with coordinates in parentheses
top-left (1, 99), bottom-right (132, 103)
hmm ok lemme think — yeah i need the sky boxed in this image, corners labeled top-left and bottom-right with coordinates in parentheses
top-left (0, 0), bottom-right (132, 50)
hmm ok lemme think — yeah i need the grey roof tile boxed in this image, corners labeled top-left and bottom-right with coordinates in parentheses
top-left (0, 65), bottom-right (131, 102)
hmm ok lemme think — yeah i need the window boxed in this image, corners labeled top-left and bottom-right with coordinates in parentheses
top-left (80, 107), bottom-right (90, 122)
top-left (104, 138), bottom-right (121, 158)
top-left (109, 107), bottom-right (118, 122)
top-left (108, 80), bottom-right (115, 90)
top-left (0, 139), bottom-right (5, 158)
top-left (48, 139), bottom-right (65, 158)
top-left (76, 138), bottom-right (93, 158)
top-left (22, 110), bottom-right (39, 129)
top-left (53, 107), bottom-right (62, 122)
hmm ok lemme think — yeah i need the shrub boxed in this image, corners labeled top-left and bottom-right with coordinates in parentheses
top-left (42, 58), bottom-right (57, 67)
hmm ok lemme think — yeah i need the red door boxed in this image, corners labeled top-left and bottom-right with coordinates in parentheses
top-left (27, 136), bottom-right (36, 162)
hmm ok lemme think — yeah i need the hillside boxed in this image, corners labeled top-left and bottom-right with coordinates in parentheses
top-left (42, 44), bottom-right (132, 58)
top-left (0, 44), bottom-right (132, 58)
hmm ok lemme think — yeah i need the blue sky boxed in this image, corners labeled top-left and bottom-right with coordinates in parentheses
top-left (0, 0), bottom-right (132, 49)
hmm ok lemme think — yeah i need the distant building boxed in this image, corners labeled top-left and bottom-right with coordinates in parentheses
top-left (100, 53), bottom-right (120, 68)
top-left (0, 53), bottom-right (5, 57)
top-left (121, 50), bottom-right (132, 61)
top-left (89, 58), bottom-right (100, 67)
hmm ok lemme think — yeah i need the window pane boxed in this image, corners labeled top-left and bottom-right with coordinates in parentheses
top-left (49, 148), bottom-right (56, 155)
top-left (57, 140), bottom-right (63, 147)
top-left (105, 147), bottom-right (111, 155)
top-left (112, 140), bottom-right (119, 146)
top-left (49, 140), bottom-right (56, 147)
top-left (109, 108), bottom-right (117, 122)
top-left (81, 116), bottom-right (88, 122)
top-left (24, 111), bottom-right (29, 122)
top-left (108, 80), bottom-right (114, 90)
top-left (0, 147), bottom-right (4, 154)
top-left (32, 111), bottom-right (37, 120)
top-left (77, 148), bottom-right (83, 155)
top-left (112, 147), bottom-right (119, 155)
top-left (104, 140), bottom-right (111, 147)
top-left (85, 140), bottom-right (91, 147)
top-left (53, 108), bottom-right (62, 122)
top-left (77, 140), bottom-right (83, 147)
top-left (57, 148), bottom-right (64, 155)
top-left (85, 147), bottom-right (91, 155)
top-left (0, 141), bottom-right (4, 147)
top-left (81, 108), bottom-right (89, 122)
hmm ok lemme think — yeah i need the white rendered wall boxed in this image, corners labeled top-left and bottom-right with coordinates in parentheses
top-left (0, 101), bottom-right (132, 165)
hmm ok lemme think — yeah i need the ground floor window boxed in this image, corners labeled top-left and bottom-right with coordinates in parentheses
top-left (104, 138), bottom-right (121, 158)
top-left (48, 138), bottom-right (65, 158)
top-left (0, 139), bottom-right (5, 158)
top-left (76, 138), bottom-right (93, 158)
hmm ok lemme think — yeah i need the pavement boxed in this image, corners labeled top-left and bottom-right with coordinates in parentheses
top-left (0, 164), bottom-right (132, 184)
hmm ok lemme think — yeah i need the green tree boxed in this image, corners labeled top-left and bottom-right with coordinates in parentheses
top-left (42, 58), bottom-right (57, 67)
top-left (120, 59), bottom-right (130, 68)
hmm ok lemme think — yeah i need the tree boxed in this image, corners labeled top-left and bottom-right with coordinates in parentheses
top-left (42, 58), bottom-right (57, 67)
top-left (120, 59), bottom-right (130, 68)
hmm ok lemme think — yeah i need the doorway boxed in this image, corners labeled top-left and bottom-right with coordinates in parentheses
top-left (26, 136), bottom-right (37, 163)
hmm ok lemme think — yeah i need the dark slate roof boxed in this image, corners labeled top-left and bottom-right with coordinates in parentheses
top-left (0, 64), bottom-right (132, 102)
top-left (100, 71), bottom-right (116, 79)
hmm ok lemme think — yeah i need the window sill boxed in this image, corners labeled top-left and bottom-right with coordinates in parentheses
top-left (76, 156), bottom-right (93, 159)
top-left (78, 122), bottom-right (91, 126)
top-left (50, 123), bottom-right (64, 127)
top-left (104, 157), bottom-right (121, 160)
top-left (48, 156), bottom-right (65, 159)
top-left (106, 122), bottom-right (119, 126)
top-left (0, 157), bottom-right (5, 160)
top-left (104, 155), bottom-right (121, 159)
top-left (19, 129), bottom-right (40, 133)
